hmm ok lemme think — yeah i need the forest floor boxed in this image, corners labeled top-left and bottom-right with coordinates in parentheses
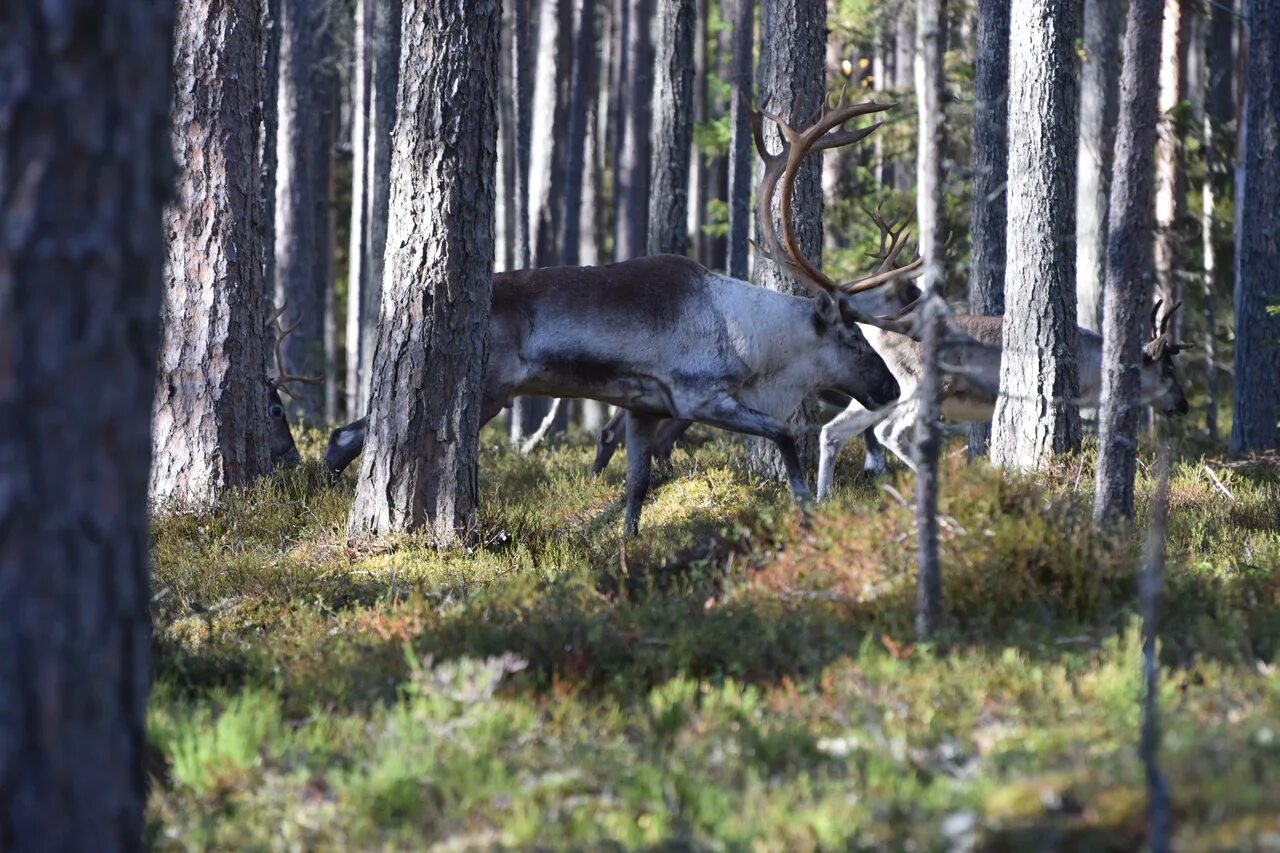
top-left (146, 423), bottom-right (1280, 851)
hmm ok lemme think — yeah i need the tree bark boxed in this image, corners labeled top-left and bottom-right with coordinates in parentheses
top-left (512, 0), bottom-right (533, 271)
top-left (747, 0), bottom-right (826, 479)
top-left (152, 0), bottom-right (275, 506)
top-left (991, 0), bottom-right (1081, 469)
top-left (614, 0), bottom-right (655, 260)
top-left (347, 0), bottom-right (373, 416)
top-left (348, 0), bottom-right (499, 541)
top-left (0, 4), bottom-right (171, 848)
top-left (893, 4), bottom-right (916, 194)
top-left (1093, 0), bottom-right (1163, 526)
top-left (914, 0), bottom-right (946, 639)
top-left (1230, 0), bottom-right (1280, 452)
top-left (1154, 0), bottom-right (1188, 341)
top-left (966, 0), bottom-right (1009, 457)
top-left (648, 0), bottom-right (697, 255)
top-left (692, 0), bottom-right (711, 265)
top-left (726, 0), bottom-right (756, 280)
top-left (1076, 0), bottom-right (1124, 333)
top-left (531, 0), bottom-right (573, 267)
top-left (562, 0), bottom-right (599, 265)
top-left (274, 0), bottom-right (338, 425)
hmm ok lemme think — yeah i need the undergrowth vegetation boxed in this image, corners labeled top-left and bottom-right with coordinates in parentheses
top-left (147, 424), bottom-right (1280, 850)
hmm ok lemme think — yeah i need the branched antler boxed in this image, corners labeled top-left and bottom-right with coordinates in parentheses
top-left (269, 300), bottom-right (323, 398)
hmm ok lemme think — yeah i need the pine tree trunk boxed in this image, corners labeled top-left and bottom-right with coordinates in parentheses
top-left (914, 0), bottom-right (947, 639)
top-left (274, 0), bottom-right (338, 425)
top-left (531, 0), bottom-right (573, 267)
top-left (991, 0), bottom-right (1081, 469)
top-left (893, 4), bottom-right (916, 194)
top-left (1230, 0), bottom-right (1280, 452)
top-left (747, 0), bottom-right (825, 480)
top-left (726, 0), bottom-right (756, 280)
top-left (347, 0), bottom-right (499, 541)
top-left (347, 0), bottom-right (373, 417)
top-left (360, 0), bottom-right (401, 412)
top-left (965, 0), bottom-right (1009, 457)
top-left (615, 0), bottom-right (655, 260)
top-left (0, 4), bottom-right (171, 847)
top-left (260, 0), bottom-right (281, 302)
top-left (1093, 0), bottom-right (1163, 526)
top-left (512, 0), bottom-right (533, 270)
top-left (562, 0), bottom-right (599, 265)
top-left (1076, 0), bottom-right (1124, 333)
top-left (693, 0), bottom-right (712, 265)
top-left (152, 0), bottom-right (274, 506)
top-left (1154, 0), bottom-right (1188, 341)
top-left (648, 0), bottom-right (696, 255)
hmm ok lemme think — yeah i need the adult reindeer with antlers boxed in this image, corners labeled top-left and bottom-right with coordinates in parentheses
top-left (266, 301), bottom-right (323, 470)
top-left (324, 98), bottom-right (916, 535)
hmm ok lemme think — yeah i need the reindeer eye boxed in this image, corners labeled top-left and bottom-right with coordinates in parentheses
top-left (269, 404), bottom-right (284, 418)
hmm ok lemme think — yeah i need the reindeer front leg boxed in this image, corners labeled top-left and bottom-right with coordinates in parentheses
top-left (817, 400), bottom-right (892, 500)
top-left (690, 395), bottom-right (813, 503)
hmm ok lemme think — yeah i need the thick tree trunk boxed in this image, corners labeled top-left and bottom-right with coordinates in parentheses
top-left (914, 0), bottom-right (946, 639)
top-left (726, 0), bottom-right (756, 280)
top-left (648, 0), bottom-right (697, 255)
top-left (152, 0), bottom-right (274, 506)
top-left (615, 0), bottom-right (655, 261)
top-left (747, 0), bottom-right (826, 479)
top-left (1093, 0), bottom-right (1163, 526)
top-left (274, 0), bottom-right (338, 425)
top-left (1076, 0), bottom-right (1124, 333)
top-left (347, 0), bottom-right (499, 541)
top-left (1155, 0), bottom-right (1188, 340)
top-left (0, 4), bottom-right (171, 848)
top-left (1230, 0), bottom-right (1280, 452)
top-left (991, 0), bottom-right (1081, 468)
top-left (965, 0), bottom-right (1009, 457)
top-left (355, 0), bottom-right (401, 414)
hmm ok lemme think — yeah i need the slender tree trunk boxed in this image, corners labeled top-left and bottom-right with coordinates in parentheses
top-left (966, 0), bottom-right (1009, 457)
top-left (152, 0), bottom-right (274, 506)
top-left (260, 0), bottom-right (281, 303)
top-left (876, 18), bottom-right (897, 189)
top-left (748, 0), bottom-right (825, 479)
top-left (1076, 0), bottom-right (1124, 333)
top-left (1155, 0), bottom-right (1188, 340)
top-left (1230, 0), bottom-right (1280, 452)
top-left (0, 4), bottom-right (171, 848)
top-left (562, 0), bottom-right (599, 265)
top-left (354, 0), bottom-right (401, 414)
top-left (914, 0), bottom-right (946, 639)
top-left (1094, 0), bottom-right (1163, 527)
top-left (693, 0), bottom-right (711, 265)
top-left (347, 0), bottom-right (499, 541)
top-left (992, 0), bottom-right (1081, 468)
top-left (615, 0), bottom-right (655, 260)
top-left (513, 0), bottom-right (533, 270)
top-left (726, 0), bottom-right (756, 280)
top-left (579, 1), bottom-right (609, 430)
top-left (347, 0), bottom-right (373, 417)
top-left (1140, 438), bottom-right (1173, 853)
top-left (531, 0), bottom-right (573, 267)
top-left (893, 4), bottom-right (916, 194)
top-left (274, 0), bottom-right (338, 425)
top-left (1200, 0), bottom-right (1235, 442)
top-left (649, 0), bottom-right (697, 255)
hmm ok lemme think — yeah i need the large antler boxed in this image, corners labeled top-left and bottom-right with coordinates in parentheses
top-left (1146, 299), bottom-right (1187, 359)
top-left (750, 95), bottom-right (922, 336)
top-left (269, 300), bottom-right (323, 397)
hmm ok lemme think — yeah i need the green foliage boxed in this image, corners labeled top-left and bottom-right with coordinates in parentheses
top-left (147, 427), bottom-right (1280, 848)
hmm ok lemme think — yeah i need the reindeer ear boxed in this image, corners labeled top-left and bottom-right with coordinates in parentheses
top-left (814, 290), bottom-right (842, 327)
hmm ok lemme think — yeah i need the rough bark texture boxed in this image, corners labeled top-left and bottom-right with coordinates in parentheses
top-left (1076, 0), bottom-right (1124, 332)
top-left (1230, 0), bottom-right (1280, 452)
top-left (748, 0), bottom-right (826, 479)
top-left (1093, 0), bottom-right (1163, 526)
top-left (648, 0), bottom-right (697, 255)
top-left (991, 0), bottom-right (1081, 469)
top-left (274, 0), bottom-right (338, 425)
top-left (0, 2), bottom-right (171, 849)
top-left (347, 0), bottom-right (372, 416)
top-left (347, 0), bottom-right (499, 541)
top-left (259, 0), bottom-right (281, 302)
top-left (965, 0), bottom-right (1009, 457)
top-left (726, 0), bottom-right (756, 280)
top-left (913, 0), bottom-right (948, 641)
top-left (614, 0), bottom-right (655, 260)
top-left (152, 0), bottom-right (274, 506)
top-left (1154, 0), bottom-right (1187, 340)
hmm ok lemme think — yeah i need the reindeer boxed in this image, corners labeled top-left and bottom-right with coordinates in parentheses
top-left (815, 300), bottom-right (1190, 499)
top-left (266, 301), bottom-right (323, 469)
top-left (324, 99), bottom-right (921, 535)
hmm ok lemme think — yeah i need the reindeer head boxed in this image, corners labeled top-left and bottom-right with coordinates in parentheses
top-left (750, 97), bottom-right (926, 410)
top-left (1141, 300), bottom-right (1189, 417)
top-left (266, 300), bottom-right (323, 468)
